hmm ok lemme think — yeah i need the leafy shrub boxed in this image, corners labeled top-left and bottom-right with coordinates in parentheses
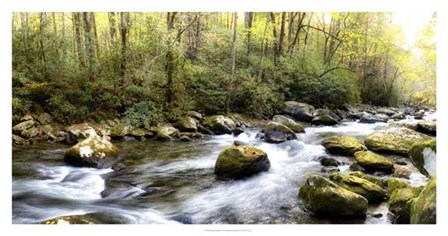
top-left (123, 101), bottom-right (162, 128)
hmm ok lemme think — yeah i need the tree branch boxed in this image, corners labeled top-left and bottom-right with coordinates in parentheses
top-left (319, 67), bottom-right (356, 78)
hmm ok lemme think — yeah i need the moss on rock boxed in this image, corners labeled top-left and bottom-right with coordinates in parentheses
top-left (410, 177), bottom-right (436, 224)
top-left (388, 186), bottom-right (423, 223)
top-left (409, 139), bottom-right (436, 177)
top-left (321, 136), bottom-right (367, 156)
top-left (202, 115), bottom-right (236, 135)
top-left (354, 151), bottom-right (394, 172)
top-left (387, 178), bottom-right (411, 194)
top-left (264, 122), bottom-right (297, 143)
top-left (215, 146), bottom-right (270, 179)
top-left (155, 125), bottom-right (180, 141)
top-left (175, 116), bottom-right (198, 132)
top-left (272, 115), bottom-right (305, 133)
top-left (329, 173), bottom-right (387, 202)
top-left (364, 127), bottom-right (430, 155)
top-left (348, 171), bottom-right (386, 188)
top-left (298, 174), bottom-right (368, 219)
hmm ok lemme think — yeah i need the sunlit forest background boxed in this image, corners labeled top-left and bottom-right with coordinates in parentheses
top-left (12, 12), bottom-right (436, 125)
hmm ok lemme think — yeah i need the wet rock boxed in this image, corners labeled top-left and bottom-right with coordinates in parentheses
top-left (354, 151), bottom-right (394, 173)
top-left (329, 173), bottom-right (387, 203)
top-left (409, 139), bottom-right (436, 177)
top-left (364, 127), bottom-right (430, 155)
top-left (41, 215), bottom-right (102, 224)
top-left (321, 136), bottom-right (367, 156)
top-left (377, 107), bottom-right (396, 116)
top-left (359, 113), bottom-right (389, 124)
top-left (20, 114), bottom-right (34, 121)
top-left (13, 120), bottom-right (35, 134)
top-left (232, 127), bottom-right (244, 136)
top-left (130, 128), bottom-right (146, 137)
top-left (416, 121), bottom-right (436, 136)
top-left (64, 127), bottom-right (119, 168)
top-left (311, 109), bottom-right (341, 126)
top-left (21, 127), bottom-right (39, 139)
top-left (264, 122), bottom-right (297, 143)
top-left (388, 186), bottom-right (423, 223)
top-left (410, 177), bottom-right (436, 224)
top-left (393, 164), bottom-right (412, 179)
top-left (110, 123), bottom-right (132, 139)
top-left (282, 101), bottom-right (315, 122)
top-left (272, 115), bottom-right (305, 133)
top-left (391, 112), bottom-right (405, 120)
top-left (175, 116), bottom-right (198, 132)
top-left (387, 178), bottom-right (411, 194)
top-left (214, 146), bottom-right (270, 179)
top-left (202, 115), bottom-right (236, 135)
top-left (298, 174), bottom-right (368, 219)
top-left (12, 134), bottom-right (29, 145)
top-left (66, 123), bottom-right (94, 144)
top-left (155, 125), bottom-right (180, 141)
top-left (233, 140), bottom-right (247, 146)
top-left (180, 132), bottom-right (203, 139)
top-left (349, 171), bottom-right (386, 188)
top-left (414, 110), bottom-right (425, 119)
top-left (180, 136), bottom-right (192, 142)
top-left (320, 167), bottom-right (340, 174)
top-left (319, 157), bottom-right (341, 167)
top-left (186, 111), bottom-right (203, 120)
top-left (197, 124), bottom-right (214, 135)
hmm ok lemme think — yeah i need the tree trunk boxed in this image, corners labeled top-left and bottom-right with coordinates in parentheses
top-left (278, 12), bottom-right (286, 58)
top-left (165, 12), bottom-right (177, 107)
top-left (39, 13), bottom-right (48, 80)
top-left (225, 12), bottom-right (238, 114)
top-left (91, 13), bottom-right (99, 58)
top-left (258, 13), bottom-right (270, 83)
top-left (270, 13), bottom-right (279, 64)
top-left (120, 12), bottom-right (130, 77)
top-left (73, 13), bottom-right (84, 67)
top-left (82, 12), bottom-right (94, 70)
top-left (108, 12), bottom-right (117, 42)
top-left (244, 12), bottom-right (253, 55)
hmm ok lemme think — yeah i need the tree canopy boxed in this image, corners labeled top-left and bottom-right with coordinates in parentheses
top-left (12, 12), bottom-right (436, 124)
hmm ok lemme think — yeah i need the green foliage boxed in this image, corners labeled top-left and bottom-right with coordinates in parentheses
top-left (123, 101), bottom-right (162, 128)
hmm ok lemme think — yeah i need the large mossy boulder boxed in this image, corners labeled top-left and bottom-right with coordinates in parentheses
top-left (410, 177), bottom-right (436, 224)
top-left (272, 115), bottom-right (305, 133)
top-left (214, 146), bottom-right (270, 179)
top-left (155, 125), bottom-right (180, 141)
top-left (202, 115), bottom-right (236, 135)
top-left (409, 139), bottom-right (436, 177)
top-left (416, 120), bottom-right (436, 136)
top-left (387, 178), bottom-right (411, 194)
top-left (359, 113), bottom-right (389, 124)
top-left (42, 215), bottom-right (102, 225)
top-left (353, 151), bottom-right (394, 173)
top-left (282, 101), bottom-right (315, 122)
top-left (364, 127), bottom-right (430, 155)
top-left (349, 171), bottom-right (386, 188)
top-left (329, 173), bottom-right (387, 202)
top-left (264, 122), bottom-right (297, 143)
top-left (175, 116), bottom-right (198, 132)
top-left (388, 186), bottom-right (423, 223)
top-left (64, 128), bottom-right (119, 168)
top-left (13, 120), bottom-right (35, 134)
top-left (110, 123), bottom-right (132, 139)
top-left (321, 136), bottom-right (367, 156)
top-left (66, 123), bottom-right (96, 144)
top-left (298, 174), bottom-right (368, 219)
top-left (311, 109), bottom-right (341, 126)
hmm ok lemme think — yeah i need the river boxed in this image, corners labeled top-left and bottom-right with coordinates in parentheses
top-left (12, 115), bottom-right (432, 224)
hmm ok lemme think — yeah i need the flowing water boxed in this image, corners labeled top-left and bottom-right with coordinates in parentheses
top-left (12, 117), bottom-right (432, 224)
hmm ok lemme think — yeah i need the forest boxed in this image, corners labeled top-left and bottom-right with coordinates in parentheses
top-left (12, 12), bottom-right (436, 125)
top-left (12, 12), bottom-right (437, 225)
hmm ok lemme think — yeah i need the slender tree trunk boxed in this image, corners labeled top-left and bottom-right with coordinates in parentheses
top-left (165, 12), bottom-right (177, 107)
top-left (82, 12), bottom-right (94, 71)
top-left (108, 12), bottom-right (117, 42)
top-left (19, 13), bottom-right (30, 63)
top-left (258, 13), bottom-right (270, 83)
top-left (270, 13), bottom-right (279, 64)
top-left (278, 12), bottom-right (286, 58)
top-left (225, 12), bottom-right (238, 114)
top-left (91, 13), bottom-right (99, 58)
top-left (244, 12), bottom-right (253, 55)
top-left (39, 13), bottom-right (48, 80)
top-left (120, 12), bottom-right (130, 77)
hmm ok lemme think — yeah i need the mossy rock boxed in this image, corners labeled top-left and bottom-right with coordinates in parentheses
top-left (387, 178), bottom-right (411, 194)
top-left (353, 151), bottom-right (394, 172)
top-left (214, 146), bottom-right (270, 179)
top-left (348, 171), bottom-right (386, 188)
top-left (264, 122), bottom-right (297, 144)
top-left (282, 101), bottom-right (315, 122)
top-left (13, 120), bottom-right (35, 134)
top-left (42, 215), bottom-right (102, 224)
top-left (321, 136), bottom-right (367, 156)
top-left (130, 128), bottom-right (147, 137)
top-left (186, 111), bottom-right (203, 120)
top-left (410, 177), bottom-right (436, 224)
top-left (298, 174), bottom-right (368, 219)
top-left (311, 109), bottom-right (341, 126)
top-left (388, 186), bottom-right (423, 223)
top-left (409, 139), bottom-right (436, 177)
top-left (175, 116), bottom-right (198, 132)
top-left (272, 115), bottom-right (305, 133)
top-left (64, 128), bottom-right (119, 168)
top-left (416, 120), bottom-right (436, 136)
top-left (155, 125), bottom-right (180, 141)
top-left (364, 127), bottom-right (430, 155)
top-left (110, 123), bottom-right (132, 138)
top-left (202, 115), bottom-right (236, 135)
top-left (329, 173), bottom-right (387, 203)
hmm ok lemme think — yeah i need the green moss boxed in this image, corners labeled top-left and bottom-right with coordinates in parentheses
top-left (349, 171), bottom-right (386, 188)
top-left (410, 177), bottom-right (436, 224)
top-left (214, 146), bottom-right (270, 179)
top-left (265, 122), bottom-right (295, 134)
top-left (298, 174), bottom-right (368, 219)
top-left (388, 186), bottom-right (423, 223)
top-left (203, 115), bottom-right (236, 134)
top-left (272, 115), bottom-right (305, 133)
top-left (321, 136), bottom-right (367, 156)
top-left (354, 151), bottom-right (393, 172)
top-left (42, 215), bottom-right (102, 224)
top-left (409, 139), bottom-right (436, 177)
top-left (364, 127), bottom-right (430, 155)
top-left (329, 173), bottom-right (387, 202)
top-left (387, 178), bottom-right (411, 194)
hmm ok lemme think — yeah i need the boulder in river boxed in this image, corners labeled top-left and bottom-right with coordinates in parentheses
top-left (263, 122), bottom-right (297, 143)
top-left (202, 115), bottom-right (236, 135)
top-left (186, 110), bottom-right (203, 120)
top-left (64, 127), bottom-right (119, 168)
top-left (272, 115), bottom-right (305, 133)
top-left (388, 186), bottom-right (423, 223)
top-left (13, 120), bottom-right (35, 134)
top-left (282, 101), bottom-right (315, 122)
top-left (353, 151), bottom-right (394, 173)
top-left (155, 125), bottom-right (180, 141)
top-left (349, 171), bottom-right (386, 188)
top-left (311, 109), bottom-right (341, 126)
top-left (359, 113), bottom-right (389, 124)
top-left (66, 123), bottom-right (96, 144)
top-left (409, 139), bottom-right (436, 177)
top-left (387, 178), bottom-right (411, 194)
top-left (329, 173), bottom-right (387, 203)
top-left (214, 145), bottom-right (270, 179)
top-left (416, 120), bottom-right (436, 136)
top-left (321, 136), bottom-right (367, 156)
top-left (299, 174), bottom-right (368, 219)
top-left (377, 107), bottom-right (396, 116)
top-left (410, 177), bottom-right (436, 224)
top-left (175, 116), bottom-right (198, 132)
top-left (110, 123), bottom-right (133, 139)
top-left (364, 127), bottom-right (430, 155)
